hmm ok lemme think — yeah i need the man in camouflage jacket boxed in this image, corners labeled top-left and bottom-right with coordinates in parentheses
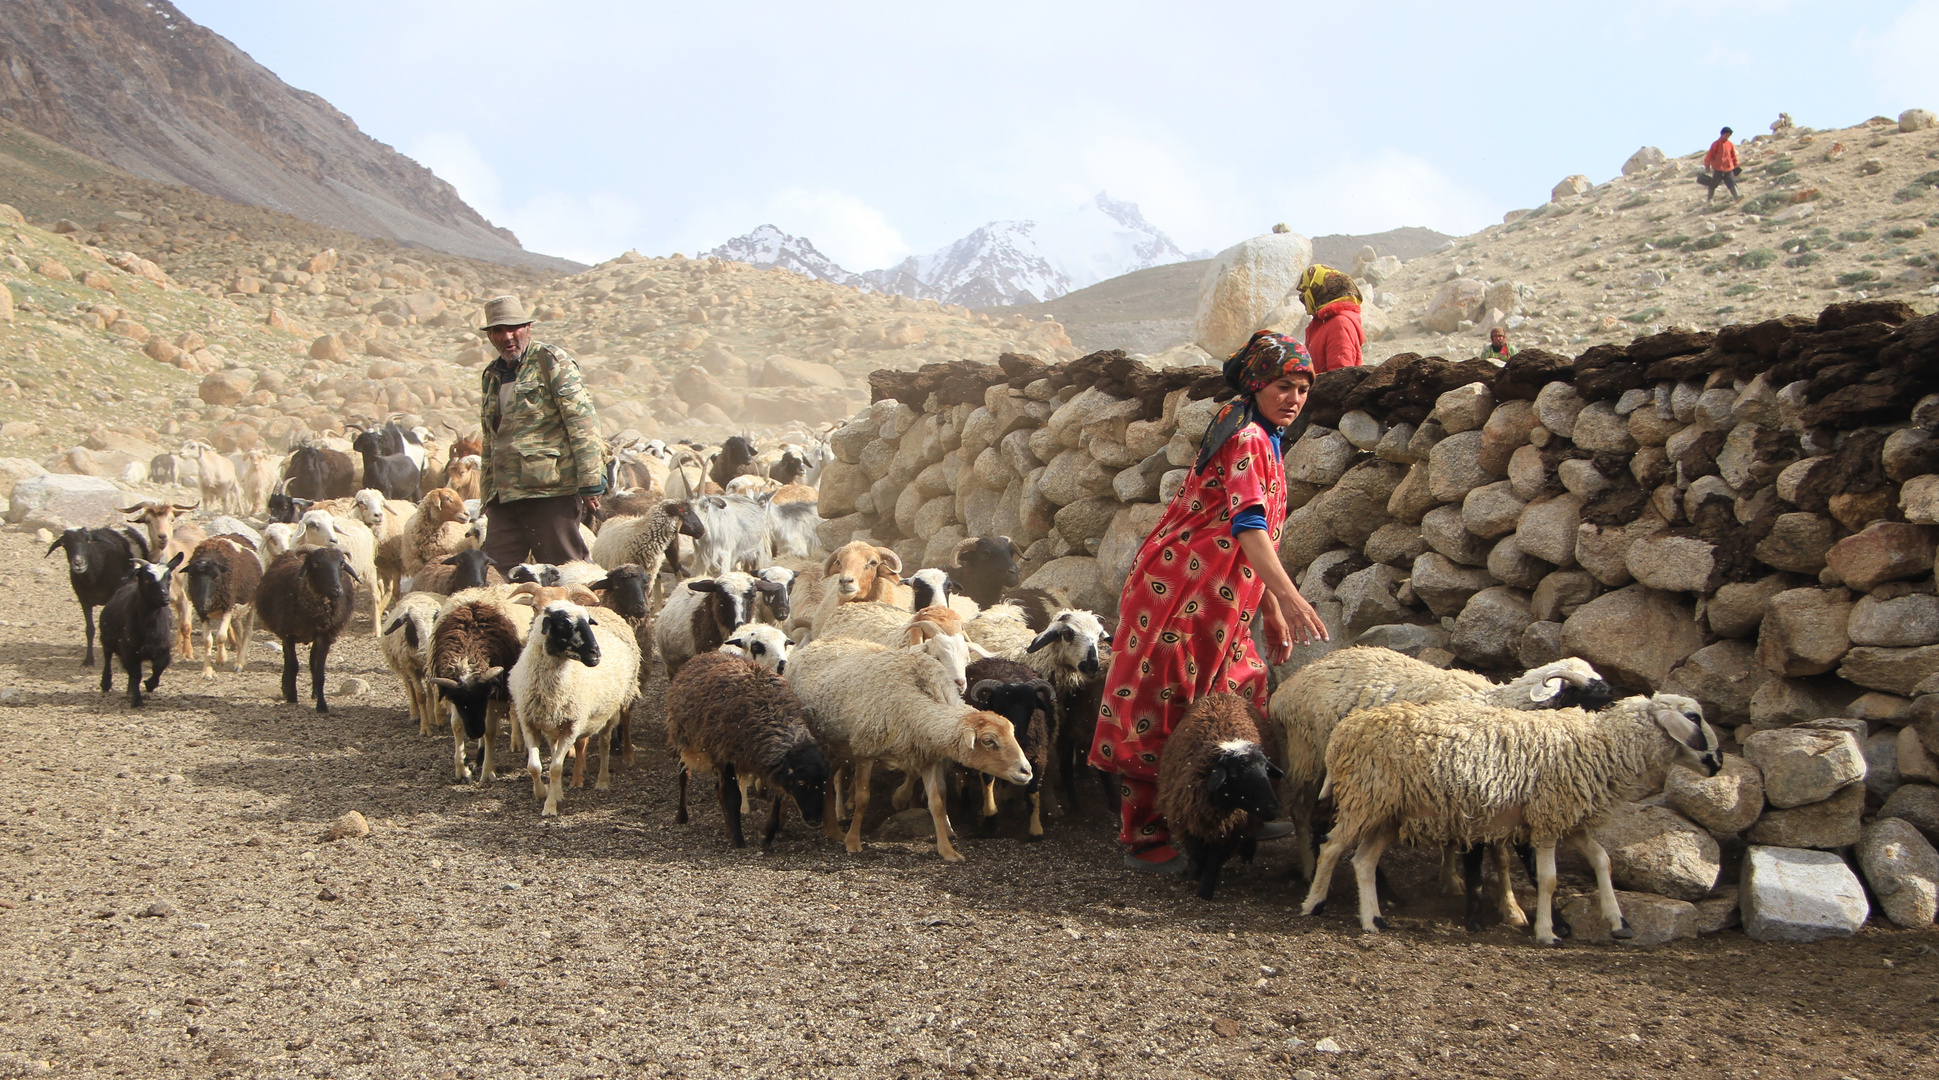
top-left (476, 295), bottom-right (604, 567)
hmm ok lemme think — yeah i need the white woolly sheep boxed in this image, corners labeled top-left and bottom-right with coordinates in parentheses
top-left (786, 636), bottom-right (1031, 862)
top-left (510, 601), bottom-right (643, 817)
top-left (1269, 647), bottom-right (1617, 903)
top-left (1300, 693), bottom-right (1721, 946)
top-left (380, 590), bottom-right (446, 735)
top-left (298, 508), bottom-right (382, 622)
top-left (655, 571), bottom-right (790, 679)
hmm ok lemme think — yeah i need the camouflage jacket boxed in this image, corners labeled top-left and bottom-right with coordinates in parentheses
top-left (478, 341), bottom-right (605, 504)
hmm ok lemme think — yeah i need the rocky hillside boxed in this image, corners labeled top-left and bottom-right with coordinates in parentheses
top-left (0, 130), bottom-right (1079, 470)
top-left (0, 0), bottom-right (568, 271)
top-left (1370, 112), bottom-right (1939, 360)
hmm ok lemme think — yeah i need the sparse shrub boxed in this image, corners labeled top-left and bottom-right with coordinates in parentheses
top-left (1828, 241), bottom-right (1850, 252)
top-left (1622, 307), bottom-right (1665, 324)
top-left (1619, 194), bottom-right (1652, 210)
top-left (1763, 157), bottom-right (1796, 176)
top-left (1737, 248), bottom-right (1778, 269)
top-left (1787, 252), bottom-right (1822, 267)
top-left (1887, 224), bottom-right (1928, 239)
top-left (1838, 269), bottom-right (1881, 285)
top-left (1691, 232), bottom-right (1733, 251)
top-left (1839, 230), bottom-right (1875, 242)
top-left (1725, 283), bottom-right (1759, 296)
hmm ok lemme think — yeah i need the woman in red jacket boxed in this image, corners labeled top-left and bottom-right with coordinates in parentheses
top-left (1299, 263), bottom-right (1365, 373)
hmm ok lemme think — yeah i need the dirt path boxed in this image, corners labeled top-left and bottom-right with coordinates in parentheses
top-left (1, 529), bottom-right (1935, 1079)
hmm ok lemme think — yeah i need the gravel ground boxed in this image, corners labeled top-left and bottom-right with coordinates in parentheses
top-left (2, 529), bottom-right (1936, 1080)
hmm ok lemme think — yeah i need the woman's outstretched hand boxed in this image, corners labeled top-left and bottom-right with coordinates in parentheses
top-left (1279, 586), bottom-right (1331, 648)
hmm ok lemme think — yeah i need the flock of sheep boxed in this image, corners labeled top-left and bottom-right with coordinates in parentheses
top-left (44, 423), bottom-right (1730, 946)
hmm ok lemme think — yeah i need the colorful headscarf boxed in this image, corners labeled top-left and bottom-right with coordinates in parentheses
top-left (1194, 331), bottom-right (1313, 474)
top-left (1298, 263), bottom-right (1362, 316)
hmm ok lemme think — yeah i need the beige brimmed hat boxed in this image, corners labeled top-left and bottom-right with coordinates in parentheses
top-left (480, 295), bottom-right (534, 330)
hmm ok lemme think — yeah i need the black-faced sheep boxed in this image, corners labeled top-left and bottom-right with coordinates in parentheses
top-left (182, 534), bottom-right (263, 678)
top-left (1270, 647), bottom-right (1618, 899)
top-left (655, 572), bottom-right (789, 679)
top-left (707, 434), bottom-right (759, 490)
top-left (1301, 694), bottom-right (1722, 945)
top-left (946, 536), bottom-right (1022, 608)
top-left (964, 657), bottom-right (1055, 840)
top-left (255, 546), bottom-right (361, 713)
top-left (98, 552), bottom-right (184, 707)
top-left (666, 650), bottom-right (830, 848)
top-left (510, 601), bottom-right (642, 816)
top-left (787, 637), bottom-right (1031, 862)
top-left (411, 548), bottom-right (506, 596)
top-left (1157, 693), bottom-right (1285, 900)
top-left (46, 525), bottom-right (149, 666)
top-left (428, 587), bottom-right (530, 782)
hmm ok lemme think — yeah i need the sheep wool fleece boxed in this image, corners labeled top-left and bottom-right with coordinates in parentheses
top-left (1089, 421), bottom-right (1286, 849)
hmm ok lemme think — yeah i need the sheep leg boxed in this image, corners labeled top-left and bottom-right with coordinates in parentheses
top-left (761, 789), bottom-right (787, 849)
top-left (675, 766), bottom-right (691, 824)
top-left (1570, 830), bottom-right (1630, 939)
top-left (1439, 844), bottom-right (1464, 897)
top-left (718, 764), bottom-right (746, 847)
top-left (82, 605), bottom-right (96, 667)
top-left (212, 610), bottom-right (231, 670)
top-left (924, 762), bottom-right (963, 863)
top-left (740, 775), bottom-right (756, 813)
top-left (280, 639), bottom-right (299, 704)
top-left (843, 759), bottom-right (873, 855)
top-left (1182, 836), bottom-right (1233, 901)
top-left (542, 738), bottom-right (572, 817)
top-left (819, 774), bottom-right (843, 842)
top-left (1494, 843), bottom-right (1529, 928)
top-left (595, 714), bottom-right (615, 791)
top-left (570, 736), bottom-right (589, 788)
top-left (1351, 822), bottom-right (1398, 932)
top-left (448, 703), bottom-right (473, 782)
top-left (100, 640), bottom-right (115, 693)
top-left (890, 772), bottom-right (919, 812)
top-left (479, 702), bottom-right (502, 782)
top-left (231, 608), bottom-right (255, 673)
top-left (979, 775), bottom-right (997, 820)
top-left (525, 724), bottom-right (546, 802)
top-left (1462, 845), bottom-right (1489, 932)
top-left (309, 639), bottom-right (332, 714)
top-left (201, 616), bottom-right (219, 680)
top-left (1532, 843), bottom-right (1564, 946)
top-left (616, 704), bottom-right (634, 767)
top-left (1027, 792), bottom-right (1043, 840)
top-left (1300, 820), bottom-right (1356, 917)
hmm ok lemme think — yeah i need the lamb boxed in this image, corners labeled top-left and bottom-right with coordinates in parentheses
top-left (98, 553), bottom-right (184, 706)
top-left (410, 548), bottom-right (507, 596)
top-left (121, 498), bottom-right (209, 660)
top-left (720, 622), bottom-right (794, 674)
top-left (443, 455), bottom-right (482, 502)
top-left (963, 658), bottom-right (1055, 839)
top-left (352, 488), bottom-right (417, 542)
top-left (428, 586), bottom-right (530, 782)
top-left (254, 546), bottom-right (360, 713)
top-left (505, 560), bottom-right (609, 588)
top-left (260, 522), bottom-right (299, 563)
top-left (181, 534), bottom-right (263, 678)
top-left (46, 525), bottom-right (150, 666)
top-left (655, 571), bottom-right (790, 679)
top-left (689, 494), bottom-right (772, 576)
top-left (298, 509), bottom-right (382, 622)
top-left (402, 487), bottom-right (471, 577)
top-left (666, 650), bottom-right (830, 848)
top-left (589, 499), bottom-right (705, 592)
top-left (1300, 694), bottom-right (1722, 945)
top-left (790, 540), bottom-right (901, 638)
top-left (786, 637), bottom-right (1032, 862)
top-left (1269, 647), bottom-right (1618, 893)
top-left (510, 600), bottom-right (643, 817)
top-left (380, 590), bottom-right (446, 735)
top-left (1157, 693), bottom-right (1286, 900)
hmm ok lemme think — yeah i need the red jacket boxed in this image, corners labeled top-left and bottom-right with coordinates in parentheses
top-left (1705, 137), bottom-right (1738, 172)
top-left (1305, 300), bottom-right (1364, 374)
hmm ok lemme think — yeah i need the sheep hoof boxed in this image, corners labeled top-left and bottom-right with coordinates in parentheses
top-left (1610, 919), bottom-right (1635, 941)
top-left (1371, 917), bottom-right (1388, 931)
top-left (1552, 915), bottom-right (1573, 939)
top-left (1465, 917), bottom-right (1484, 933)
top-left (1535, 935), bottom-right (1560, 947)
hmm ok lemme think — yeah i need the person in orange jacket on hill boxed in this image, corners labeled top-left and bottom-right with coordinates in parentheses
top-left (1702, 126), bottom-right (1740, 201)
top-left (1298, 263), bottom-right (1364, 373)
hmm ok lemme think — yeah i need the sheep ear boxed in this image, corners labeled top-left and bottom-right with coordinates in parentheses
top-left (1207, 765), bottom-right (1228, 791)
top-left (1530, 676), bottom-right (1565, 704)
top-left (586, 615), bottom-right (598, 626)
top-left (443, 555), bottom-right (463, 566)
top-left (1649, 700), bottom-right (1701, 746)
top-left (1267, 761), bottom-right (1286, 781)
top-left (1025, 628), bottom-right (1058, 653)
top-left (588, 577), bottom-right (611, 591)
top-left (165, 552), bottom-right (185, 570)
top-left (688, 579), bottom-right (722, 593)
top-left (965, 640), bottom-right (995, 658)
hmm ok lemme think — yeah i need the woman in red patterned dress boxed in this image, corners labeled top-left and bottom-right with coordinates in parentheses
top-left (1089, 331), bottom-right (1330, 872)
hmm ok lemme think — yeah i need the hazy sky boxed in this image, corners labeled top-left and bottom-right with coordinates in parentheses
top-left (175, 0), bottom-right (1939, 268)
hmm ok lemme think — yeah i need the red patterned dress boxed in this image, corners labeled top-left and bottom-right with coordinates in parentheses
top-left (1089, 419), bottom-right (1287, 849)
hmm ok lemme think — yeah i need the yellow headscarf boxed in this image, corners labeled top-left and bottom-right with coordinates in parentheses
top-left (1299, 264), bottom-right (1362, 316)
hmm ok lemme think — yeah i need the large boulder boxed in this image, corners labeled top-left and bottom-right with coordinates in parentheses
top-left (1560, 586), bottom-right (1703, 691)
top-left (1747, 783), bottom-right (1865, 849)
top-left (1742, 727), bottom-right (1866, 808)
top-left (1705, 575), bottom-right (1793, 639)
top-left (3, 473), bottom-right (128, 531)
top-left (1410, 553), bottom-right (1495, 619)
top-left (1625, 534), bottom-right (1720, 594)
top-left (1514, 493), bottom-right (1584, 567)
top-left (1194, 232), bottom-right (1313, 358)
top-left (1849, 592), bottom-right (1939, 647)
top-left (1839, 645), bottom-right (1939, 697)
top-left (1741, 846), bottom-right (1870, 943)
top-left (1284, 428), bottom-right (1357, 486)
top-left (1426, 431), bottom-right (1493, 503)
top-left (1755, 587), bottom-right (1853, 677)
top-left (1592, 802), bottom-right (1721, 901)
top-left (1824, 523), bottom-right (1937, 592)
top-left (1665, 753), bottom-right (1765, 834)
top-left (1858, 818), bottom-right (1939, 927)
top-left (1559, 891), bottom-right (1697, 947)
top-left (1422, 279), bottom-right (1486, 334)
top-left (1311, 460), bottom-right (1405, 548)
top-left (1336, 564), bottom-right (1410, 635)
top-left (1022, 556), bottom-right (1112, 618)
top-left (1663, 641), bottom-right (1771, 727)
top-left (1881, 783), bottom-right (1939, 844)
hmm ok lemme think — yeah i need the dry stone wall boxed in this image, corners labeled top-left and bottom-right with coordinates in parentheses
top-left (831, 302), bottom-right (1939, 933)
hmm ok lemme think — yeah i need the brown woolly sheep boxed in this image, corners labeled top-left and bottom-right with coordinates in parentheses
top-left (255, 546), bottom-right (361, 713)
top-left (1157, 693), bottom-right (1286, 901)
top-left (666, 650), bottom-right (831, 848)
top-left (182, 534), bottom-right (262, 678)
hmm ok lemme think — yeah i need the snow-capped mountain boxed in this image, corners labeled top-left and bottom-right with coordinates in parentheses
top-left (704, 224), bottom-right (867, 288)
top-left (707, 193), bottom-right (1191, 308)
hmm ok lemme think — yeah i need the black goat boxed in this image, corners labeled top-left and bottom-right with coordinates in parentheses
top-left (48, 526), bottom-right (151, 666)
top-left (352, 428), bottom-right (422, 502)
top-left (965, 658), bottom-right (1055, 840)
top-left (266, 492), bottom-right (315, 525)
top-left (283, 444), bottom-right (358, 501)
top-left (708, 435), bottom-right (757, 490)
top-left (950, 536), bottom-right (1022, 608)
top-left (99, 552), bottom-right (183, 706)
top-left (148, 453), bottom-right (177, 485)
top-left (255, 546), bottom-right (360, 713)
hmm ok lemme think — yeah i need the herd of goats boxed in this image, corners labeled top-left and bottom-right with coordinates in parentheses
top-left (39, 420), bottom-right (1729, 944)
